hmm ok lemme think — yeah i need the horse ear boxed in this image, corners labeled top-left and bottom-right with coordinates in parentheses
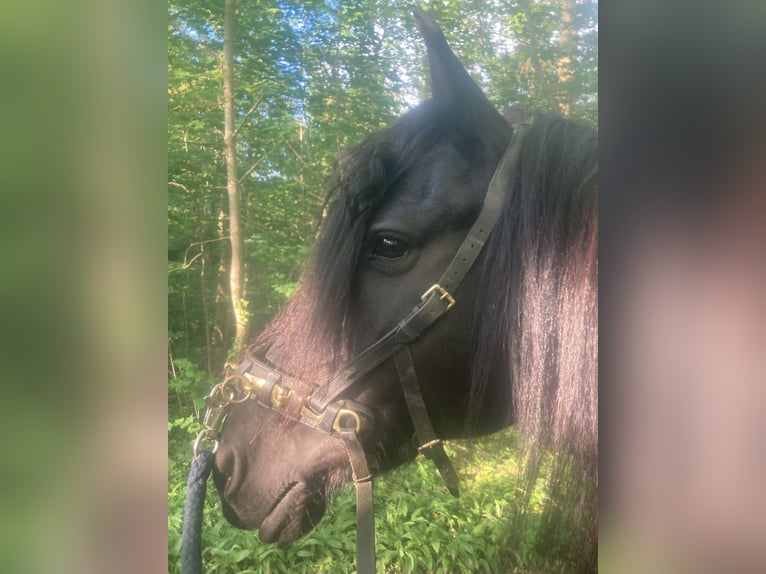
top-left (413, 8), bottom-right (510, 156)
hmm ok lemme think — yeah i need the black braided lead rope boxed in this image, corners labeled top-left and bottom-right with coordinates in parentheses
top-left (181, 450), bottom-right (215, 574)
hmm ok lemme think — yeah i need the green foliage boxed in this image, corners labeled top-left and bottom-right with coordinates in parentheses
top-left (168, 357), bottom-right (214, 460)
top-left (168, 428), bottom-right (573, 573)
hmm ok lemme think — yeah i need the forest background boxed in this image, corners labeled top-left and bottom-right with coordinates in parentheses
top-left (168, 0), bottom-right (597, 571)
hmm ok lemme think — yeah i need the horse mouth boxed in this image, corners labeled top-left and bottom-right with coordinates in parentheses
top-left (258, 481), bottom-right (326, 545)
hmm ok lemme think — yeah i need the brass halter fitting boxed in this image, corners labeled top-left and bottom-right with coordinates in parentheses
top-left (193, 382), bottom-right (233, 458)
top-left (193, 361), bottom-right (369, 460)
top-left (333, 408), bottom-right (363, 434)
top-left (421, 283), bottom-right (456, 311)
top-left (193, 373), bottom-right (266, 458)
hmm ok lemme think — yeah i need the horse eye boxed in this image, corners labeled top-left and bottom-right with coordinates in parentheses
top-left (373, 236), bottom-right (409, 260)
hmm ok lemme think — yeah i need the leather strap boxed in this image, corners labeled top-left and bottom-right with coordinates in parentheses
top-left (437, 123), bottom-right (527, 294)
top-left (393, 347), bottom-right (460, 497)
top-left (341, 429), bottom-right (376, 574)
top-left (307, 291), bottom-right (449, 412)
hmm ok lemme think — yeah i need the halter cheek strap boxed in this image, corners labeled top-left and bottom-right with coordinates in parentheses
top-left (393, 346), bottom-right (460, 496)
top-left (187, 124), bottom-right (527, 574)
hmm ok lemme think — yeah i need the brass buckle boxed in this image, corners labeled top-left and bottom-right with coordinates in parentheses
top-left (421, 283), bottom-right (456, 311)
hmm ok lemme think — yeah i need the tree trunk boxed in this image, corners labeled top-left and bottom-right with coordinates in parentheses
top-left (223, 0), bottom-right (248, 352)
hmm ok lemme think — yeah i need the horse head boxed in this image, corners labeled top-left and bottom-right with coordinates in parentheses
top-left (209, 9), bottom-right (597, 568)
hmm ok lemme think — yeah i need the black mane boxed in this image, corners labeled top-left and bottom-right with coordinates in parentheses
top-left (472, 114), bottom-right (598, 440)
top-left (472, 113), bottom-right (598, 568)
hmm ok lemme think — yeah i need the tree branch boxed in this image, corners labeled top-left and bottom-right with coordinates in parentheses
top-left (234, 94), bottom-right (265, 137)
top-left (181, 237), bottom-right (231, 269)
top-left (237, 143), bottom-right (281, 184)
top-left (168, 181), bottom-right (193, 193)
top-left (285, 140), bottom-right (318, 176)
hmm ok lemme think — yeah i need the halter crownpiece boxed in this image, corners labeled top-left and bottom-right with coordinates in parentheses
top-left (186, 124), bottom-right (528, 574)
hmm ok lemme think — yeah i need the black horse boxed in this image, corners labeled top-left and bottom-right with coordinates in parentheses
top-left (211, 9), bottom-right (597, 572)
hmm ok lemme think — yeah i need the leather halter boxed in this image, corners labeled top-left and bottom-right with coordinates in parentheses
top-left (194, 124), bottom-right (527, 573)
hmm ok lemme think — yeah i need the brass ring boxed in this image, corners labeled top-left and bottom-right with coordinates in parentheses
top-left (219, 375), bottom-right (252, 403)
top-left (333, 408), bottom-right (362, 433)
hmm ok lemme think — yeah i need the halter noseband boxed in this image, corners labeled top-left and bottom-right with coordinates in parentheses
top-left (191, 124), bottom-right (527, 574)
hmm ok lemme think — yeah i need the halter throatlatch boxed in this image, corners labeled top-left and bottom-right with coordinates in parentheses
top-left (184, 125), bottom-right (527, 574)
